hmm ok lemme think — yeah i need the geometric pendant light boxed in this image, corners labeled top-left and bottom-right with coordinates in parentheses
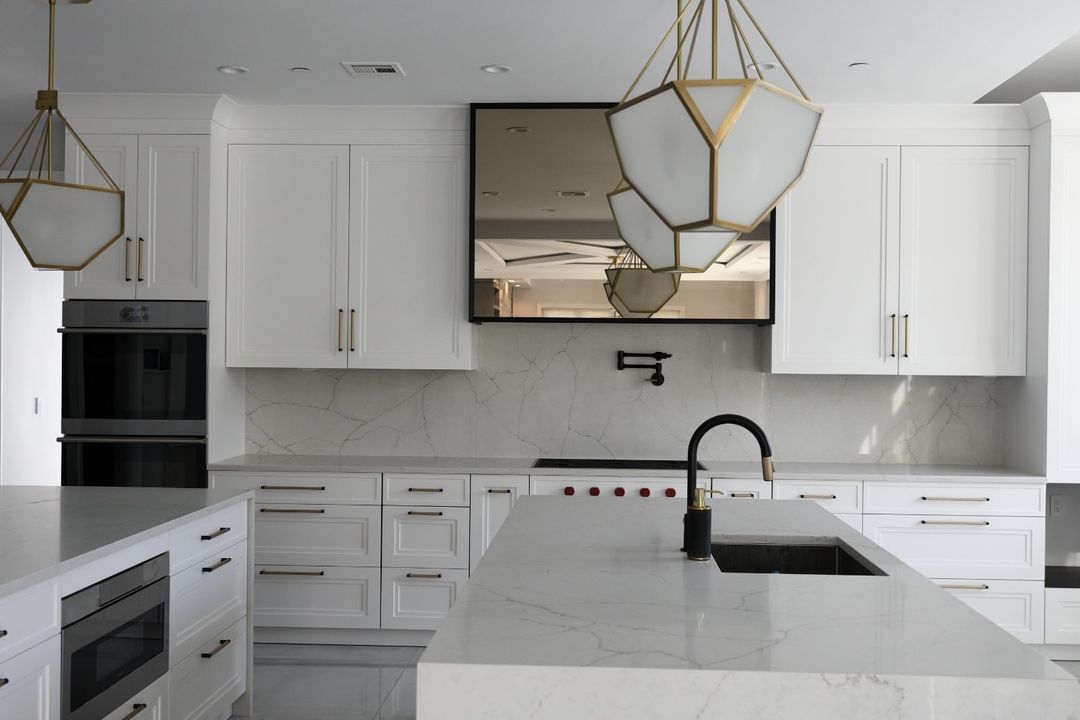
top-left (604, 282), bottom-right (652, 319)
top-left (604, 248), bottom-right (680, 317)
top-left (0, 0), bottom-right (124, 271)
top-left (607, 0), bottom-right (822, 238)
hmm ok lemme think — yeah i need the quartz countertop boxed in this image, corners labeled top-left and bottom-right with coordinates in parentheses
top-left (209, 453), bottom-right (1044, 482)
top-left (417, 497), bottom-right (1076, 719)
top-left (0, 486), bottom-right (252, 599)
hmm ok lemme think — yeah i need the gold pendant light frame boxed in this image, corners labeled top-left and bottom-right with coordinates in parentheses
top-left (604, 248), bottom-right (681, 316)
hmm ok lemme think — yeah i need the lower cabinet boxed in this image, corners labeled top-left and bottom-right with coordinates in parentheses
top-left (1046, 588), bottom-right (1080, 644)
top-left (381, 568), bottom-right (469, 631)
top-left (169, 617), bottom-right (246, 720)
top-left (0, 634), bottom-right (60, 720)
top-left (934, 579), bottom-right (1045, 644)
top-left (835, 513), bottom-right (863, 533)
top-left (255, 565), bottom-right (380, 629)
top-left (382, 506), bottom-right (470, 570)
top-left (470, 475), bottom-right (529, 571)
top-left (170, 538), bottom-right (247, 662)
top-left (104, 674), bottom-right (168, 720)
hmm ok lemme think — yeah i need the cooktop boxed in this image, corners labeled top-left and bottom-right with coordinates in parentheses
top-left (531, 458), bottom-right (705, 471)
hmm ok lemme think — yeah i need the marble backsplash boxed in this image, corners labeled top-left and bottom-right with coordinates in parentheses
top-left (245, 323), bottom-right (1003, 465)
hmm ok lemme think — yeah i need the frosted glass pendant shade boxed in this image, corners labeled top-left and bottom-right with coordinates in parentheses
top-left (608, 267), bottom-right (680, 315)
top-left (608, 79), bottom-right (822, 233)
top-left (0, 179), bottom-right (123, 270)
top-left (604, 283), bottom-right (652, 319)
top-left (609, 186), bottom-right (739, 273)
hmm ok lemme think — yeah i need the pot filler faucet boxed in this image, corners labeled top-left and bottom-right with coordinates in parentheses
top-left (684, 414), bottom-right (774, 561)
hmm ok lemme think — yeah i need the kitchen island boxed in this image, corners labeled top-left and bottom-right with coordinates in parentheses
top-left (419, 497), bottom-right (1079, 719)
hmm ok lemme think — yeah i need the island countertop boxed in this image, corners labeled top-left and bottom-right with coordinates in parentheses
top-left (419, 497), bottom-right (1077, 719)
top-left (0, 485), bottom-right (252, 599)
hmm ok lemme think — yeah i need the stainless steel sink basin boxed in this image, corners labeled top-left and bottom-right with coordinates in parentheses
top-left (711, 541), bottom-right (886, 576)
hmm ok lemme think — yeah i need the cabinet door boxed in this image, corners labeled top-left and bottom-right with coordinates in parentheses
top-left (254, 566), bottom-right (379, 629)
top-left (348, 144), bottom-right (473, 369)
top-left (227, 145), bottom-right (350, 367)
top-left (770, 146), bottom-right (901, 374)
top-left (63, 134), bottom-right (138, 299)
top-left (898, 146), bottom-right (1028, 376)
top-left (470, 475), bottom-right (529, 571)
top-left (137, 135), bottom-right (209, 300)
top-left (381, 568), bottom-right (469, 631)
top-left (0, 634), bottom-right (60, 720)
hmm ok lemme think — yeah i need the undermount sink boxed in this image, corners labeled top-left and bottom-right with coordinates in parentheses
top-left (712, 541), bottom-right (886, 576)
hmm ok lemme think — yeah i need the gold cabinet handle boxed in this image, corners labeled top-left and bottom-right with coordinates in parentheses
top-left (406, 572), bottom-right (442, 579)
top-left (903, 313), bottom-right (910, 358)
top-left (799, 493), bottom-right (837, 500)
top-left (202, 557), bottom-right (232, 573)
top-left (200, 527), bottom-right (231, 541)
top-left (408, 487), bottom-right (444, 493)
top-left (124, 237), bottom-right (133, 282)
top-left (200, 638), bottom-right (231, 660)
top-left (920, 519), bottom-right (990, 526)
top-left (487, 488), bottom-right (513, 494)
top-left (260, 485), bottom-right (327, 491)
top-left (350, 309), bottom-right (357, 352)
top-left (940, 583), bottom-right (990, 590)
top-left (890, 313), bottom-right (897, 358)
top-left (921, 496), bottom-right (990, 503)
top-left (119, 704), bottom-right (148, 720)
top-left (259, 507), bottom-right (325, 514)
top-left (407, 510), bottom-right (443, 517)
top-left (338, 309), bottom-right (344, 352)
top-left (259, 569), bottom-right (325, 577)
top-left (137, 237), bottom-right (146, 282)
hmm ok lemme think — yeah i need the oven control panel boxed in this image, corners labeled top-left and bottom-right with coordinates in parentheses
top-left (530, 477), bottom-right (706, 499)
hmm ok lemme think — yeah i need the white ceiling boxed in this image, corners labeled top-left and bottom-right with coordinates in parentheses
top-left (3, 0), bottom-right (1080, 152)
top-left (980, 30), bottom-right (1080, 103)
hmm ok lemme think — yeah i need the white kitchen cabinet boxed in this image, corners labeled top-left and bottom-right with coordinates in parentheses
top-left (384, 473), bottom-right (471, 507)
top-left (168, 616), bottom-right (246, 720)
top-left (254, 503), bottom-right (381, 567)
top-left (348, 144), bottom-right (473, 369)
top-left (898, 146), bottom-right (1028, 376)
top-left (103, 674), bottom-right (168, 720)
top-left (770, 145), bottom-right (901, 374)
top-left (65, 134), bottom-right (209, 301)
top-left (773, 479), bottom-right (862, 514)
top-left (0, 634), bottom-right (59, 720)
top-left (934, 579), bottom-right (1044, 644)
top-left (226, 144), bottom-right (351, 368)
top-left (382, 506), bottom-right (470, 570)
top-left (254, 565), bottom-right (380, 630)
top-left (470, 475), bottom-right (529, 570)
top-left (170, 538), bottom-right (247, 663)
top-left (709, 477), bottom-right (772, 499)
top-left (381, 568), bottom-right (469, 631)
top-left (1046, 588), bottom-right (1080, 644)
top-left (0, 580), bottom-right (60, 666)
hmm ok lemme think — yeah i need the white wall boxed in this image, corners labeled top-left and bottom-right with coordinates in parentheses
top-left (0, 220), bottom-right (63, 485)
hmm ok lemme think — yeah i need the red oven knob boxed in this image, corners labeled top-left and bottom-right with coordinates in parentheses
top-left (589, 487), bottom-right (600, 496)
top-left (639, 488), bottom-right (651, 498)
top-left (564, 486), bottom-right (575, 496)
top-left (665, 488), bottom-right (677, 498)
top-left (614, 487), bottom-right (626, 497)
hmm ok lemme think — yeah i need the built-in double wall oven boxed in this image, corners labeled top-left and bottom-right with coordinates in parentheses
top-left (60, 300), bottom-right (208, 488)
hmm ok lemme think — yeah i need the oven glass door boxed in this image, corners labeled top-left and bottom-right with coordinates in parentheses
top-left (61, 437), bottom-right (207, 488)
top-left (62, 578), bottom-right (168, 720)
top-left (62, 330), bottom-right (207, 435)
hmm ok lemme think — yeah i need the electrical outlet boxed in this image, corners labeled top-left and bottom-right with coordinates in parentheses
top-left (1052, 494), bottom-right (1065, 517)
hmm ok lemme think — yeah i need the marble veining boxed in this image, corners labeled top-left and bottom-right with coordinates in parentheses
top-left (245, 324), bottom-right (1003, 465)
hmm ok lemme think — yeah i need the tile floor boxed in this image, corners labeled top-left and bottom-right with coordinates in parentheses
top-left (252, 644), bottom-right (419, 720)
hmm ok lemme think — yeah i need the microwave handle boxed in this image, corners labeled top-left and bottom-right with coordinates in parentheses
top-left (57, 436), bottom-right (207, 444)
top-left (57, 328), bottom-right (207, 335)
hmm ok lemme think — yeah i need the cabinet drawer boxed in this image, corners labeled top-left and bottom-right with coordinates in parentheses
top-left (774, 480), bottom-right (861, 513)
top-left (169, 502), bottom-right (248, 573)
top-left (0, 634), bottom-right (59, 720)
top-left (933, 579), bottom-right (1044, 644)
top-left (1045, 588), bottom-right (1080, 644)
top-left (836, 513), bottom-right (862, 533)
top-left (170, 539), bottom-right (247, 664)
top-left (0, 580), bottom-right (60, 665)
top-left (212, 471), bottom-right (380, 505)
top-left (381, 568), bottom-right (468, 631)
top-left (169, 616), bottom-right (246, 720)
top-left (255, 503), bottom-right (380, 567)
top-left (254, 565), bottom-right (379, 630)
top-left (382, 506), bottom-right (469, 569)
top-left (864, 481), bottom-right (1044, 516)
top-left (710, 477), bottom-right (772, 499)
top-left (862, 515), bottom-right (1044, 580)
top-left (103, 673), bottom-right (168, 720)
top-left (384, 474), bottom-right (469, 507)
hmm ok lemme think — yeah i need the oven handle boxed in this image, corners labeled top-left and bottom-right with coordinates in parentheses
top-left (56, 436), bottom-right (207, 444)
top-left (57, 328), bottom-right (207, 335)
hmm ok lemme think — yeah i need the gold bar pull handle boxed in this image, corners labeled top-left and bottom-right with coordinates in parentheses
top-left (200, 638), bottom-right (231, 660)
top-left (350, 309), bottom-right (357, 352)
top-left (799, 493), bottom-right (837, 500)
top-left (119, 704), bottom-right (148, 720)
top-left (406, 572), bottom-right (442, 580)
top-left (920, 519), bottom-right (990, 526)
top-left (488, 488), bottom-right (513, 494)
top-left (137, 237), bottom-right (145, 282)
top-left (921, 496), bottom-right (991, 503)
top-left (259, 569), bottom-right (325, 577)
top-left (940, 583), bottom-right (990, 591)
top-left (259, 508), bottom-right (326, 514)
top-left (889, 313), bottom-right (897, 358)
top-left (200, 527), bottom-right (230, 541)
top-left (202, 557), bottom-right (232, 573)
top-left (903, 313), bottom-right (910, 358)
top-left (407, 511), bottom-right (444, 517)
top-left (338, 309), bottom-right (344, 352)
top-left (124, 237), bottom-right (133, 282)
top-left (408, 487), bottom-right (445, 493)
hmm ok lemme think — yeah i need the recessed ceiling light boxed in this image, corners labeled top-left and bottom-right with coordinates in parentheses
top-left (505, 126), bottom-right (530, 134)
top-left (481, 64), bottom-right (512, 74)
top-left (290, 66), bottom-right (312, 73)
top-left (480, 191), bottom-right (500, 197)
top-left (746, 61), bottom-right (778, 72)
top-left (217, 65), bottom-right (248, 75)
top-left (848, 62), bottom-right (870, 69)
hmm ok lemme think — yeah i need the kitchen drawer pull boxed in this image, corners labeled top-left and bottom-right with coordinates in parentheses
top-left (903, 313), bottom-right (910, 358)
top-left (259, 569), bottom-right (325, 577)
top-left (0, 629), bottom-right (7, 639)
top-left (921, 496), bottom-right (991, 502)
top-left (488, 489), bottom-right (513, 494)
top-left (124, 237), bottom-right (133, 282)
top-left (920, 519), bottom-right (990, 526)
top-left (407, 511), bottom-right (444, 517)
top-left (406, 572), bottom-right (442, 579)
top-left (0, 678), bottom-right (7, 689)
top-left (259, 508), bottom-right (326, 514)
top-left (729, 492), bottom-right (756, 498)
top-left (408, 487), bottom-right (445, 493)
top-left (350, 308), bottom-right (357, 352)
top-left (137, 237), bottom-right (146, 282)
top-left (889, 313), bottom-right (897, 358)
top-left (201, 638), bottom-right (231, 659)
top-left (940, 583), bottom-right (990, 591)
top-left (200, 527), bottom-right (231, 541)
top-left (202, 557), bottom-right (232, 573)
top-left (260, 484), bottom-right (327, 491)
top-left (338, 309), bottom-right (345, 352)
top-left (119, 704), bottom-right (148, 720)
top-left (799, 494), bottom-right (837, 500)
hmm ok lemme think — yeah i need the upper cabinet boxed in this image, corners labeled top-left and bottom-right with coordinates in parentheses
top-left (65, 134), bottom-right (209, 301)
top-left (226, 143), bottom-right (474, 370)
top-left (769, 144), bottom-right (1028, 376)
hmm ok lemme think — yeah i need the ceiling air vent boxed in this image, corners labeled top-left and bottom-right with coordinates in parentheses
top-left (556, 190), bottom-right (590, 199)
top-left (341, 62), bottom-right (406, 79)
